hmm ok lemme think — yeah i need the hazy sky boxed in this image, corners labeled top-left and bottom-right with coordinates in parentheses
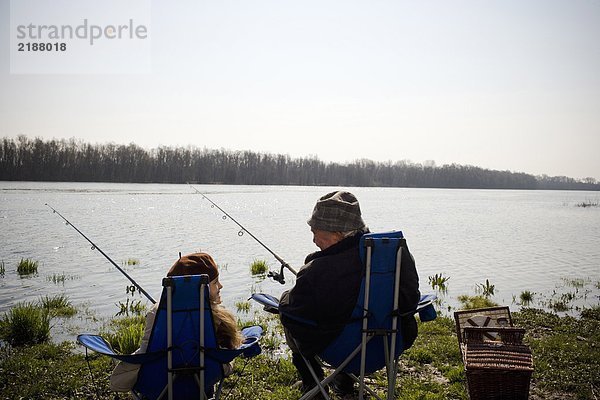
top-left (1, 0), bottom-right (599, 180)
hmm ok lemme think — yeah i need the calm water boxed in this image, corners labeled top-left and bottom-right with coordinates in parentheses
top-left (1, 182), bottom-right (599, 341)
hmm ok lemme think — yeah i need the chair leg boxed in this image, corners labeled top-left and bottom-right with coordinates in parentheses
top-left (300, 338), bottom-right (386, 400)
top-left (193, 373), bottom-right (211, 400)
top-left (386, 360), bottom-right (399, 400)
top-left (346, 373), bottom-right (384, 400)
top-left (156, 374), bottom-right (181, 400)
top-left (298, 352), bottom-right (331, 400)
top-left (213, 377), bottom-right (225, 399)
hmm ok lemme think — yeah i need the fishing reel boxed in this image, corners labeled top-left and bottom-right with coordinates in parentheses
top-left (268, 263), bottom-right (289, 284)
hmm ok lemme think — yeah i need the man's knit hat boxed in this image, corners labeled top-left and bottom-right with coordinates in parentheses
top-left (307, 191), bottom-right (366, 232)
top-left (167, 252), bottom-right (219, 282)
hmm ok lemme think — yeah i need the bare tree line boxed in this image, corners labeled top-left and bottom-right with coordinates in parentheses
top-left (1, 135), bottom-right (598, 190)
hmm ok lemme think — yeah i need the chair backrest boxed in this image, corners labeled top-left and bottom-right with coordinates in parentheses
top-left (134, 274), bottom-right (221, 399)
top-left (320, 231), bottom-right (418, 374)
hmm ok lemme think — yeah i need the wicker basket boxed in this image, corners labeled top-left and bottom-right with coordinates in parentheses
top-left (454, 308), bottom-right (534, 400)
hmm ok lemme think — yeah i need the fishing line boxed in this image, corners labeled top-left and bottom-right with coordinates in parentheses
top-left (190, 186), bottom-right (297, 284)
top-left (45, 203), bottom-right (156, 304)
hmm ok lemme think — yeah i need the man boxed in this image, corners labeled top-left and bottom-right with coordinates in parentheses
top-left (279, 191), bottom-right (420, 398)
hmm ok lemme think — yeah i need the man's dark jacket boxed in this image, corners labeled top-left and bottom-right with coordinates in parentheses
top-left (279, 231), bottom-right (420, 356)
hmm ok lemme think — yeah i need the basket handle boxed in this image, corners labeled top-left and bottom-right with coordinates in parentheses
top-left (463, 326), bottom-right (526, 345)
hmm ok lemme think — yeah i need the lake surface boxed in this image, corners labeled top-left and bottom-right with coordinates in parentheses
top-left (1, 182), bottom-right (599, 341)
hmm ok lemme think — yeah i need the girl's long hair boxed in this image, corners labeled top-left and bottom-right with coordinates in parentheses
top-left (211, 305), bottom-right (243, 349)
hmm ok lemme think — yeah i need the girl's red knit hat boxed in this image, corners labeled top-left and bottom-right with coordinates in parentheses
top-left (167, 252), bottom-right (219, 282)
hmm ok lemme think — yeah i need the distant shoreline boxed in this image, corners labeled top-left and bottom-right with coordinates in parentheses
top-left (2, 180), bottom-right (600, 193)
top-left (2, 135), bottom-right (599, 191)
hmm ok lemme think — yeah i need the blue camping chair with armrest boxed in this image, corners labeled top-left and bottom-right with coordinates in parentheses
top-left (253, 231), bottom-right (436, 400)
top-left (78, 274), bottom-right (262, 400)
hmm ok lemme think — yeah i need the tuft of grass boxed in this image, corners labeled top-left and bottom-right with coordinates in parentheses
top-left (428, 273), bottom-right (450, 294)
top-left (259, 329), bottom-right (284, 352)
top-left (0, 302), bottom-right (50, 346)
top-left (47, 273), bottom-right (65, 284)
top-left (475, 279), bottom-right (495, 298)
top-left (125, 258), bottom-right (140, 266)
top-left (104, 315), bottom-right (146, 354)
top-left (562, 277), bottom-right (587, 289)
top-left (113, 323), bottom-right (144, 354)
top-left (457, 294), bottom-right (498, 310)
top-left (235, 301), bottom-right (251, 313)
top-left (46, 273), bottom-right (80, 285)
top-left (250, 259), bottom-right (269, 276)
top-left (519, 290), bottom-right (534, 306)
top-left (545, 291), bottom-right (577, 312)
top-left (115, 298), bottom-right (146, 317)
top-left (17, 258), bottom-right (38, 277)
top-left (576, 200), bottom-right (599, 208)
top-left (39, 294), bottom-right (77, 317)
top-left (548, 299), bottom-right (570, 312)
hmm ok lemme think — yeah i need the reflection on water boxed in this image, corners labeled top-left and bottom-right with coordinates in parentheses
top-left (1, 182), bottom-right (599, 341)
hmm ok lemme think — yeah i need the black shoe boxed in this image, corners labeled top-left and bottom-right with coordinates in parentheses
top-left (330, 374), bottom-right (355, 397)
top-left (330, 383), bottom-right (354, 397)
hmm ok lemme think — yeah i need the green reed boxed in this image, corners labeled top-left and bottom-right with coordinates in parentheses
top-left (39, 294), bottom-right (77, 317)
top-left (428, 273), bottom-right (450, 293)
top-left (125, 258), bottom-right (140, 266)
top-left (519, 290), bottom-right (534, 306)
top-left (0, 302), bottom-right (50, 346)
top-left (476, 279), bottom-right (495, 298)
top-left (250, 259), bottom-right (269, 276)
top-left (105, 318), bottom-right (145, 354)
top-left (235, 301), bottom-right (251, 313)
top-left (17, 258), bottom-right (38, 277)
top-left (116, 298), bottom-right (146, 317)
top-left (576, 200), bottom-right (599, 208)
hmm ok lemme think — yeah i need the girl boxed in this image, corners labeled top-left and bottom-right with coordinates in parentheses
top-left (110, 252), bottom-right (242, 391)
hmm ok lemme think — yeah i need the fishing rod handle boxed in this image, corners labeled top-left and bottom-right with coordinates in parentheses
top-left (281, 262), bottom-right (297, 276)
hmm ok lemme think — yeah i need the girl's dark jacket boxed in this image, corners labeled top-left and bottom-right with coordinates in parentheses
top-left (279, 231), bottom-right (420, 356)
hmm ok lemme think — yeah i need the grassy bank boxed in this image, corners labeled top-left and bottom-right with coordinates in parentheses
top-left (1, 305), bottom-right (598, 399)
top-left (1, 264), bottom-right (598, 399)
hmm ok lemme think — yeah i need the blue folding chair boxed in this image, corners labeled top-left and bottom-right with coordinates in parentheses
top-left (253, 231), bottom-right (436, 400)
top-left (79, 274), bottom-right (262, 400)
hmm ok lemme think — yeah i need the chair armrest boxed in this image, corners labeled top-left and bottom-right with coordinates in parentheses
top-left (77, 334), bottom-right (165, 364)
top-left (241, 325), bottom-right (263, 339)
top-left (396, 294), bottom-right (437, 321)
top-left (250, 293), bottom-right (280, 314)
top-left (77, 334), bottom-right (117, 356)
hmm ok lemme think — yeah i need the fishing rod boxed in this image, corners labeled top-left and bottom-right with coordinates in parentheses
top-left (45, 204), bottom-right (156, 304)
top-left (190, 187), bottom-right (297, 284)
